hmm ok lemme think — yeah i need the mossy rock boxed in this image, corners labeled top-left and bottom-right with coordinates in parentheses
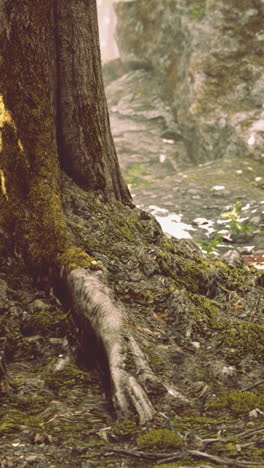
top-left (137, 428), bottom-right (184, 450)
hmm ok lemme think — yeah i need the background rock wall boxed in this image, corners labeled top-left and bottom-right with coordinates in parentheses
top-left (115, 0), bottom-right (264, 164)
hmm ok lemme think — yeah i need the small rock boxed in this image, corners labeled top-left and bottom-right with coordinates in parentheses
top-left (190, 341), bottom-right (200, 350)
top-left (30, 299), bottom-right (49, 312)
top-left (249, 408), bottom-right (264, 418)
top-left (34, 432), bottom-right (54, 444)
top-left (25, 456), bottom-right (39, 463)
top-left (249, 215), bottom-right (261, 224)
top-left (220, 250), bottom-right (243, 267)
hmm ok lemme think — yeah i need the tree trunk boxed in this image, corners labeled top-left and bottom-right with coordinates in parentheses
top-left (0, 0), bottom-right (154, 422)
top-left (55, 0), bottom-right (129, 199)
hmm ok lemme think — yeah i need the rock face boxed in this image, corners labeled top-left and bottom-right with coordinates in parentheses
top-left (114, 0), bottom-right (264, 164)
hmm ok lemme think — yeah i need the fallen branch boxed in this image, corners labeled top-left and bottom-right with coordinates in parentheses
top-left (103, 447), bottom-right (264, 467)
top-left (242, 379), bottom-right (264, 392)
top-left (103, 447), bottom-right (183, 461)
top-left (158, 450), bottom-right (264, 467)
top-left (237, 426), bottom-right (264, 440)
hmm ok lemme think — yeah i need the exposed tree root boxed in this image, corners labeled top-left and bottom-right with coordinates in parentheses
top-left (127, 335), bottom-right (190, 406)
top-left (66, 267), bottom-right (155, 423)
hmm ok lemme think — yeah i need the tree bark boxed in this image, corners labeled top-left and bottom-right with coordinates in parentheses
top-left (0, 0), bottom-right (154, 422)
top-left (55, 0), bottom-right (130, 200)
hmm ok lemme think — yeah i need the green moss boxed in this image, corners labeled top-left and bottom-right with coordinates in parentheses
top-left (148, 350), bottom-right (165, 372)
top-left (106, 205), bottom-right (146, 243)
top-left (112, 420), bottom-right (140, 440)
top-left (58, 247), bottom-right (100, 275)
top-left (26, 309), bottom-right (66, 334)
top-left (0, 408), bottom-right (45, 436)
top-left (211, 440), bottom-right (238, 454)
top-left (80, 452), bottom-right (102, 459)
top-left (190, 1), bottom-right (206, 20)
top-left (188, 293), bottom-right (221, 332)
top-left (156, 251), bottom-right (207, 294)
top-left (43, 362), bottom-right (93, 392)
top-left (152, 464), bottom-right (183, 468)
top-left (126, 163), bottom-right (152, 188)
top-left (85, 441), bottom-right (106, 449)
top-left (0, 3), bottom-right (70, 277)
top-left (174, 416), bottom-right (220, 430)
top-left (119, 284), bottom-right (175, 305)
top-left (209, 391), bottom-right (264, 413)
top-left (137, 429), bottom-right (184, 450)
top-left (0, 4), bottom-right (104, 281)
top-left (221, 321), bottom-right (264, 364)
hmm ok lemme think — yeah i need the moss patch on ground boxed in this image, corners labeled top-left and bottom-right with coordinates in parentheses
top-left (209, 391), bottom-right (264, 414)
top-left (137, 429), bottom-right (184, 450)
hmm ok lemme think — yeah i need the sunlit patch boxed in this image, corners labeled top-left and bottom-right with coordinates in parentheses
top-left (0, 169), bottom-right (8, 200)
top-left (148, 206), bottom-right (195, 239)
top-left (162, 138), bottom-right (175, 145)
top-left (193, 217), bottom-right (215, 236)
top-left (0, 95), bottom-right (14, 127)
top-left (18, 139), bottom-right (24, 152)
top-left (248, 134), bottom-right (255, 145)
top-left (252, 119), bottom-right (264, 131)
top-left (211, 185), bottom-right (225, 191)
top-left (0, 94), bottom-right (17, 152)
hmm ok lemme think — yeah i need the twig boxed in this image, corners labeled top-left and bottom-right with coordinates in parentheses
top-left (242, 379), bottom-right (264, 392)
top-left (200, 437), bottom-right (225, 447)
top-left (104, 447), bottom-right (264, 467)
top-left (157, 450), bottom-right (264, 466)
top-left (200, 427), bottom-right (264, 446)
top-left (188, 450), bottom-right (263, 467)
top-left (103, 448), bottom-right (180, 460)
top-left (237, 426), bottom-right (264, 439)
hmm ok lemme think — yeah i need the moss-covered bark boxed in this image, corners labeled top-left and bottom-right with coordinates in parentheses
top-left (0, 0), bottom-right (130, 277)
top-left (0, 0), bottom-right (68, 274)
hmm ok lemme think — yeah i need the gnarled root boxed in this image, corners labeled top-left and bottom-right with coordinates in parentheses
top-left (127, 335), bottom-right (166, 394)
top-left (66, 267), bottom-right (154, 423)
top-left (111, 368), bottom-right (154, 423)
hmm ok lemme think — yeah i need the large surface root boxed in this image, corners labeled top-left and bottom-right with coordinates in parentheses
top-left (66, 267), bottom-right (155, 423)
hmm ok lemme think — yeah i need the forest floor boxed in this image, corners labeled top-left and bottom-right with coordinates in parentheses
top-left (0, 64), bottom-right (264, 468)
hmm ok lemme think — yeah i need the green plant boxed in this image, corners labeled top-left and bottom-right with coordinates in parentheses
top-left (190, 3), bottom-right (206, 20)
top-left (221, 201), bottom-right (254, 237)
top-left (199, 202), bottom-right (254, 254)
top-left (125, 163), bottom-right (152, 188)
top-left (200, 233), bottom-right (224, 254)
